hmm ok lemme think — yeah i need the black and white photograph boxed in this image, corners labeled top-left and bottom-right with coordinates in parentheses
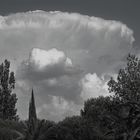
top-left (0, 0), bottom-right (140, 140)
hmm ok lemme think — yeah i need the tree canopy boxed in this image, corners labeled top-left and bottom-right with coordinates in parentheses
top-left (0, 60), bottom-right (18, 120)
top-left (107, 54), bottom-right (140, 140)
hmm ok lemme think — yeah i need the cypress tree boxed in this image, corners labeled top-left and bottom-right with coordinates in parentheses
top-left (0, 59), bottom-right (18, 120)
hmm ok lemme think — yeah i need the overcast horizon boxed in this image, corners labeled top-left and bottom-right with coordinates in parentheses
top-left (0, 0), bottom-right (140, 122)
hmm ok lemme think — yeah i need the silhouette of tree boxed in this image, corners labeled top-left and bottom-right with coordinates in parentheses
top-left (0, 60), bottom-right (18, 120)
top-left (108, 54), bottom-right (140, 140)
top-left (81, 96), bottom-right (113, 140)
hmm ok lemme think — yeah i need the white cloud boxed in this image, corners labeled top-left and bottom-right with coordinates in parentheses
top-left (0, 10), bottom-right (135, 121)
top-left (17, 48), bottom-right (81, 81)
top-left (29, 48), bottom-right (72, 69)
top-left (80, 73), bottom-right (110, 100)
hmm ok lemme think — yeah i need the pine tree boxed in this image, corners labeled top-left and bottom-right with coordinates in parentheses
top-left (0, 59), bottom-right (18, 120)
top-left (28, 89), bottom-right (37, 135)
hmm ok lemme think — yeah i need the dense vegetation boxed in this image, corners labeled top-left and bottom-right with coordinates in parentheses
top-left (1, 54), bottom-right (140, 140)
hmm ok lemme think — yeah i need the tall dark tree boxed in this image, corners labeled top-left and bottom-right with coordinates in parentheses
top-left (108, 54), bottom-right (140, 140)
top-left (28, 89), bottom-right (37, 135)
top-left (0, 59), bottom-right (18, 120)
top-left (81, 96), bottom-right (114, 140)
top-left (108, 54), bottom-right (140, 103)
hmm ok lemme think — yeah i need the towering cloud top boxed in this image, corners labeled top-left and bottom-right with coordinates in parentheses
top-left (0, 11), bottom-right (134, 74)
top-left (0, 10), bottom-right (135, 44)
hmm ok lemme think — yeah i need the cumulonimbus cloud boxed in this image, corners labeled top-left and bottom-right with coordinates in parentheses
top-left (0, 11), bottom-right (134, 74)
top-left (0, 10), bottom-right (135, 121)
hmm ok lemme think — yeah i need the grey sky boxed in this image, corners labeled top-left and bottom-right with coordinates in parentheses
top-left (0, 0), bottom-right (139, 121)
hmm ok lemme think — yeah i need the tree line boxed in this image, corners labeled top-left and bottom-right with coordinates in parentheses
top-left (1, 54), bottom-right (140, 140)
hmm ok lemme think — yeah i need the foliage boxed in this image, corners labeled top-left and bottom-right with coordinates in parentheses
top-left (58, 116), bottom-right (83, 140)
top-left (0, 119), bottom-right (26, 140)
top-left (0, 60), bottom-right (18, 120)
top-left (107, 54), bottom-right (140, 140)
top-left (40, 116), bottom-right (83, 140)
top-left (108, 54), bottom-right (140, 102)
top-left (81, 96), bottom-right (114, 140)
top-left (23, 119), bottom-right (55, 140)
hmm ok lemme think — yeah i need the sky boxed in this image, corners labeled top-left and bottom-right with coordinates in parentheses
top-left (0, 0), bottom-right (140, 121)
